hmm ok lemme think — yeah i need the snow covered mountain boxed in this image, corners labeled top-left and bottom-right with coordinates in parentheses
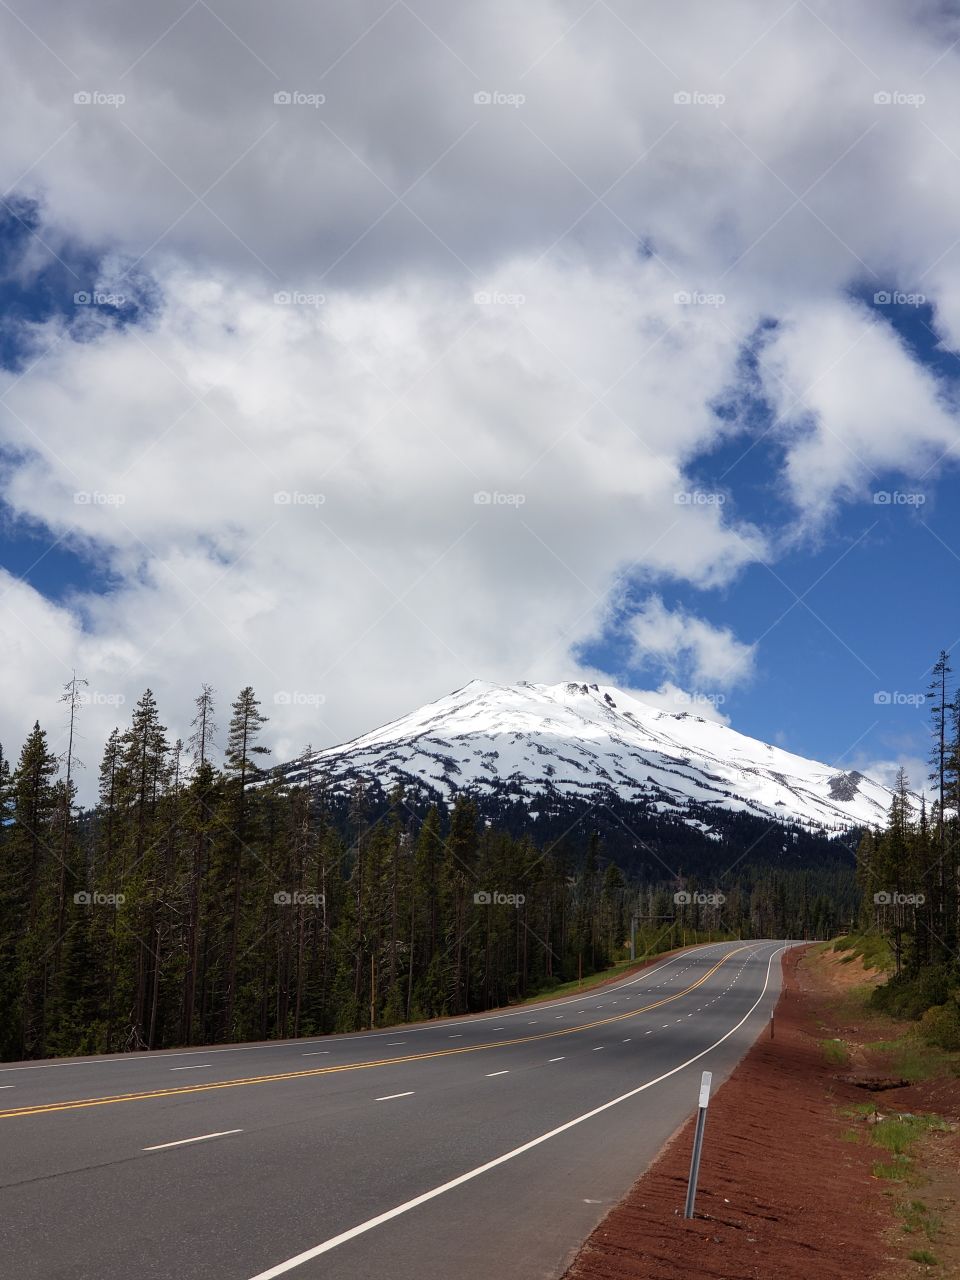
top-left (280, 680), bottom-right (896, 833)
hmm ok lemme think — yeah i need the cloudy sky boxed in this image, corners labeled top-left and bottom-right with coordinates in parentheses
top-left (2, 0), bottom-right (960, 798)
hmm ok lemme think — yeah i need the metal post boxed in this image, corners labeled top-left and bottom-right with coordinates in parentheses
top-left (683, 1071), bottom-right (712, 1219)
top-left (770, 1013), bottom-right (774, 1040)
top-left (630, 913), bottom-right (637, 962)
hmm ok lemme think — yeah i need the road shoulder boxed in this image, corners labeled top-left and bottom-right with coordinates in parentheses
top-left (561, 945), bottom-right (892, 1280)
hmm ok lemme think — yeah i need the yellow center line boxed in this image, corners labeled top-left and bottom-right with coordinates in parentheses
top-left (0, 946), bottom-right (751, 1121)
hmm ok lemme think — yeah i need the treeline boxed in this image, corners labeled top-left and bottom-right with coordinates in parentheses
top-left (630, 866), bottom-right (856, 943)
top-left (0, 682), bottom-right (681, 1061)
top-left (855, 649), bottom-right (960, 1045)
top-left (0, 681), bottom-right (852, 1062)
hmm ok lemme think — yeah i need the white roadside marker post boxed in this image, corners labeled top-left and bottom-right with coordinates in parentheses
top-left (683, 1070), bottom-right (712, 1219)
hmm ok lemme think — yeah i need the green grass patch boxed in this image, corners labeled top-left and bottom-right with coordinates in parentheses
top-left (865, 1111), bottom-right (949, 1184)
top-left (862, 1031), bottom-right (958, 1084)
top-left (521, 957), bottom-right (639, 1003)
top-left (897, 1199), bottom-right (943, 1241)
top-left (908, 1249), bottom-right (938, 1265)
top-left (871, 1115), bottom-right (944, 1156)
top-left (840, 1101), bottom-right (881, 1120)
top-left (832, 933), bottom-right (895, 973)
top-left (873, 1155), bottom-right (913, 1181)
top-left (821, 1037), bottom-right (851, 1065)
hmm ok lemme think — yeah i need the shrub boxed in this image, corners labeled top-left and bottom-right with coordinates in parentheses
top-left (871, 966), bottom-right (954, 1020)
top-left (919, 1002), bottom-right (960, 1051)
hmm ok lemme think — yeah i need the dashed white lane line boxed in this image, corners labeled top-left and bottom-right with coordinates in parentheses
top-left (527, 1021), bottom-right (539, 1025)
top-left (386, 1042), bottom-right (406, 1046)
top-left (622, 1038), bottom-right (631, 1043)
top-left (645, 1030), bottom-right (653, 1035)
top-left (592, 1046), bottom-right (604, 1052)
top-left (302, 1051), bottom-right (330, 1057)
top-left (244, 944), bottom-right (786, 1280)
top-left (448, 1035), bottom-right (463, 1039)
top-left (548, 1057), bottom-right (565, 1063)
top-left (0, 1085), bottom-right (14, 1090)
top-left (662, 1024), bottom-right (670, 1028)
top-left (170, 1065), bottom-right (211, 1071)
top-left (375, 1092), bottom-right (415, 1102)
top-left (0, 942), bottom-right (734, 1078)
top-left (486, 1071), bottom-right (510, 1078)
top-left (144, 1129), bottom-right (242, 1151)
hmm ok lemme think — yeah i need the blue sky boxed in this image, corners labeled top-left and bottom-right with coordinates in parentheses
top-left (2, 1), bottom-right (960, 796)
top-left (580, 296), bottom-right (960, 785)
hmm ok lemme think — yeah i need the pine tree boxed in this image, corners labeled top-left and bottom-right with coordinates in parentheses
top-left (220, 687), bottom-right (269, 1039)
top-left (115, 690), bottom-right (170, 1049)
top-left (928, 651), bottom-right (952, 939)
top-left (2, 724), bottom-right (59, 1057)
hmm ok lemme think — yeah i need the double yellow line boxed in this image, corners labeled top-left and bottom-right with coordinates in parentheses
top-left (0, 945), bottom-right (750, 1121)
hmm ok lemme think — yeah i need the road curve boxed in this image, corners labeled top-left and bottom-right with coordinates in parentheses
top-left (0, 939), bottom-right (790, 1279)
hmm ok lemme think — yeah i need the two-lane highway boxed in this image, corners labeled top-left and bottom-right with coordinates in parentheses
top-left (0, 940), bottom-right (791, 1279)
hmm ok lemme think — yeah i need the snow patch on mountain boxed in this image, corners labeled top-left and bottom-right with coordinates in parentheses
top-left (281, 680), bottom-right (895, 831)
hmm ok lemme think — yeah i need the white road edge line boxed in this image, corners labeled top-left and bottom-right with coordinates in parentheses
top-left (244, 944), bottom-right (788, 1280)
top-left (548, 1057), bottom-right (564, 1062)
top-left (375, 1092), bottom-right (414, 1102)
top-left (486, 1070), bottom-right (509, 1077)
top-left (144, 1129), bottom-right (242, 1151)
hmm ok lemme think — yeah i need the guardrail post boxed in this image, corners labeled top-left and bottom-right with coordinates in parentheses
top-left (683, 1070), bottom-right (712, 1219)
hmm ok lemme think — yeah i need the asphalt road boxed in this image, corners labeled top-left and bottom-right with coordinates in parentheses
top-left (0, 939), bottom-right (790, 1280)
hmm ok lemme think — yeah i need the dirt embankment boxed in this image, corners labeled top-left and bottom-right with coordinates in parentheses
top-left (564, 946), bottom-right (960, 1280)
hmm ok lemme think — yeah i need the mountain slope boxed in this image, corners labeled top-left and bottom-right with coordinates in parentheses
top-left (280, 680), bottom-right (894, 832)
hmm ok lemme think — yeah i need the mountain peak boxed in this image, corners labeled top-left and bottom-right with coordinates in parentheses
top-left (280, 679), bottom-right (896, 831)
